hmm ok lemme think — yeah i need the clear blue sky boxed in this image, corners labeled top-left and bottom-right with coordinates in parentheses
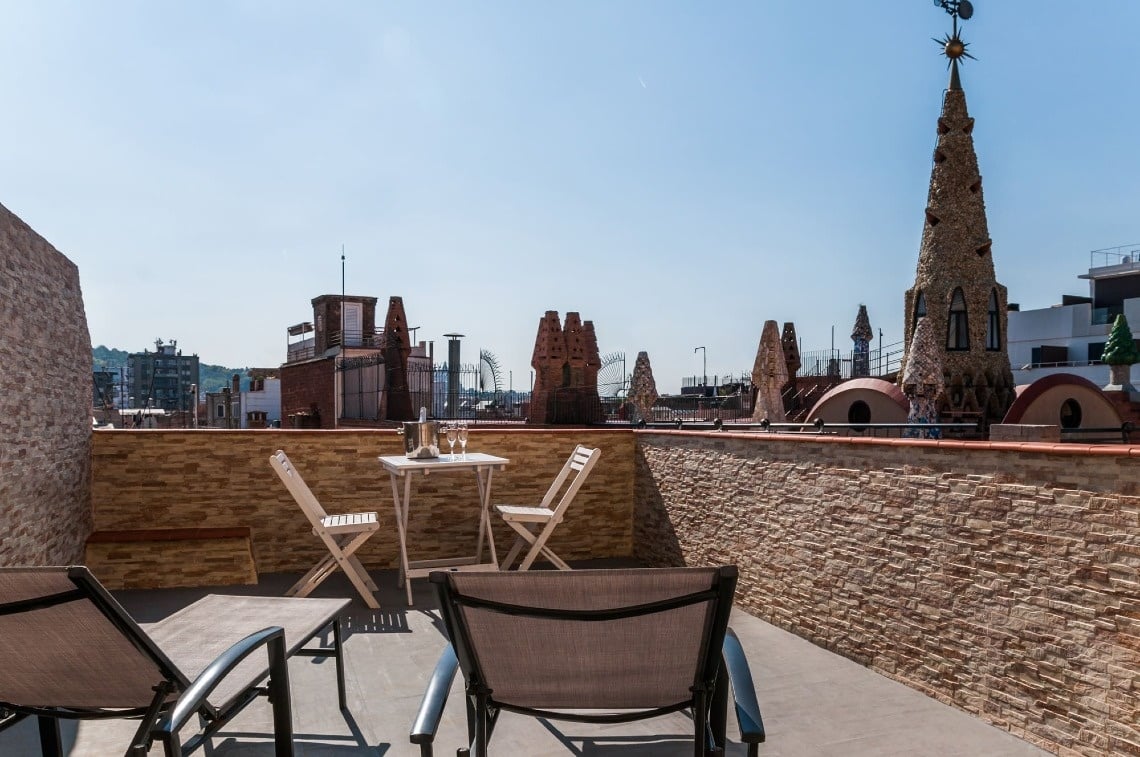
top-left (2, 2), bottom-right (1138, 394)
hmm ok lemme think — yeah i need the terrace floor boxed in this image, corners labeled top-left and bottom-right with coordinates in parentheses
top-left (1, 561), bottom-right (1051, 756)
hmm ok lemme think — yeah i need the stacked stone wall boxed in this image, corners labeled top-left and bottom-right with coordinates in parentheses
top-left (90, 428), bottom-right (634, 577)
top-left (634, 430), bottom-right (1140, 755)
top-left (0, 203), bottom-right (93, 565)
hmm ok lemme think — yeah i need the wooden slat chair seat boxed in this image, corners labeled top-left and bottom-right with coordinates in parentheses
top-left (270, 450), bottom-right (381, 609)
top-left (494, 445), bottom-right (600, 571)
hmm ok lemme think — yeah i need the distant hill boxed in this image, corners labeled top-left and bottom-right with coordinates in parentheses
top-left (92, 345), bottom-right (251, 393)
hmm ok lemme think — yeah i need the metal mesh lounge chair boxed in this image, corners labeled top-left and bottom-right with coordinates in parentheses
top-left (270, 449), bottom-right (382, 608)
top-left (494, 444), bottom-right (600, 571)
top-left (410, 566), bottom-right (765, 756)
top-left (0, 566), bottom-right (350, 757)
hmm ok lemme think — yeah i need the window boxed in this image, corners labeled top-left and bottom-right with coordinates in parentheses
top-left (1059, 399), bottom-right (1082, 429)
top-left (946, 288), bottom-right (969, 350)
top-left (912, 292), bottom-right (927, 337)
top-left (847, 400), bottom-right (871, 432)
top-left (985, 289), bottom-right (1000, 350)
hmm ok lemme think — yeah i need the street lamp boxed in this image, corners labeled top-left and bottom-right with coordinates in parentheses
top-left (694, 346), bottom-right (707, 388)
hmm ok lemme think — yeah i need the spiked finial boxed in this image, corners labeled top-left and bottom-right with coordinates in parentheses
top-left (932, 0), bottom-right (976, 89)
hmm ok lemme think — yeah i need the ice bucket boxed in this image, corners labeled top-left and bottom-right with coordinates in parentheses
top-left (398, 420), bottom-right (440, 459)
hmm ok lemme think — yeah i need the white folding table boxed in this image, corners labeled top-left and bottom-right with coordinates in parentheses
top-left (379, 452), bottom-right (510, 605)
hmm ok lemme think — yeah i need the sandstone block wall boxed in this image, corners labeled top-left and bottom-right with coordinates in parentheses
top-left (85, 529), bottom-right (257, 589)
top-left (634, 431), bottom-right (1140, 756)
top-left (90, 428), bottom-right (635, 578)
top-left (0, 202), bottom-right (92, 566)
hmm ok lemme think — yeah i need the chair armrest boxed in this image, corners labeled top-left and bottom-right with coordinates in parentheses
top-left (410, 644), bottom-right (460, 755)
top-left (722, 627), bottom-right (765, 747)
top-left (153, 626), bottom-right (288, 740)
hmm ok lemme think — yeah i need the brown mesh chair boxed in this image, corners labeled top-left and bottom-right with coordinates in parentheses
top-left (0, 566), bottom-right (349, 757)
top-left (410, 566), bottom-right (765, 756)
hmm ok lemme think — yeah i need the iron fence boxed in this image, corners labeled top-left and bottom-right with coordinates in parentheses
top-left (338, 359), bottom-right (531, 423)
top-left (796, 342), bottom-right (904, 379)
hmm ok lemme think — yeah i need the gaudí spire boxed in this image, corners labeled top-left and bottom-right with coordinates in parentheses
top-left (899, 0), bottom-right (1014, 426)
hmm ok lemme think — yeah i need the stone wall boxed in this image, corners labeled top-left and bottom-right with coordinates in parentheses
top-left (90, 428), bottom-right (635, 576)
top-left (0, 202), bottom-right (92, 565)
top-left (633, 430), bottom-right (1140, 756)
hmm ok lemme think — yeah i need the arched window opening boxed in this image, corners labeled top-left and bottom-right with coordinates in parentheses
top-left (946, 288), bottom-right (969, 350)
top-left (1060, 399), bottom-right (1082, 429)
top-left (986, 289), bottom-right (1001, 350)
top-left (847, 400), bottom-right (871, 432)
top-left (912, 292), bottom-right (927, 338)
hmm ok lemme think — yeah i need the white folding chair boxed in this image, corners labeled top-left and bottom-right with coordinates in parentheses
top-left (269, 449), bottom-right (381, 608)
top-left (495, 445), bottom-right (601, 571)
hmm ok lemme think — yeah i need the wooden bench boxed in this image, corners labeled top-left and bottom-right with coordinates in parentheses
top-left (85, 527), bottom-right (258, 589)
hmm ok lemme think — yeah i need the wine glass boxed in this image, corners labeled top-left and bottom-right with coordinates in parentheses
top-left (445, 423), bottom-right (458, 461)
top-left (457, 422), bottom-right (469, 460)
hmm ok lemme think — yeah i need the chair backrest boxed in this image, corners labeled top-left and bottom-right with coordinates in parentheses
top-left (0, 566), bottom-right (188, 713)
top-left (270, 449), bottom-right (329, 528)
top-left (538, 445), bottom-right (601, 521)
top-left (431, 566), bottom-right (736, 713)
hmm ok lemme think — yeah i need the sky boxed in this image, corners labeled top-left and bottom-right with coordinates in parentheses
top-left (2, 2), bottom-right (1139, 394)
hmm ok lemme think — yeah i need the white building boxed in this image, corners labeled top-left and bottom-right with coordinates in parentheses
top-left (241, 376), bottom-right (282, 428)
top-left (1008, 244), bottom-right (1140, 387)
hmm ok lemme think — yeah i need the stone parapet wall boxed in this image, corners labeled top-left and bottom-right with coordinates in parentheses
top-left (90, 428), bottom-right (635, 578)
top-left (633, 430), bottom-right (1140, 756)
top-left (0, 202), bottom-right (92, 566)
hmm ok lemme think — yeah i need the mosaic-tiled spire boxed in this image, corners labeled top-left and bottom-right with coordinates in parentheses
top-left (903, 316), bottom-right (943, 438)
top-left (899, 30), bottom-right (1013, 425)
top-left (751, 320), bottom-right (788, 422)
top-left (851, 305), bottom-right (873, 377)
top-left (629, 351), bottom-right (659, 423)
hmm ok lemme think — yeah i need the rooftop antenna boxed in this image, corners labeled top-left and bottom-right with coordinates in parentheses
top-left (340, 245), bottom-right (346, 350)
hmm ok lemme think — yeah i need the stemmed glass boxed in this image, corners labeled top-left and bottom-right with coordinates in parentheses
top-left (457, 422), bottom-right (469, 460)
top-left (445, 423), bottom-right (459, 461)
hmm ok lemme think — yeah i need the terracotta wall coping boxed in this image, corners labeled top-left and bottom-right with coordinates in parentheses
top-left (635, 428), bottom-right (1140, 458)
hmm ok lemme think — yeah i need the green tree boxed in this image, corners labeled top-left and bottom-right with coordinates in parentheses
top-left (1102, 314), bottom-right (1140, 365)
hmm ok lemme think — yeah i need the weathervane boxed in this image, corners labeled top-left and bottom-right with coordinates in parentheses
top-left (932, 0), bottom-right (975, 71)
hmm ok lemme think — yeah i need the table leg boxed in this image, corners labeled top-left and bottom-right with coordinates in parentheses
top-left (474, 466), bottom-right (498, 567)
top-left (389, 472), bottom-right (415, 606)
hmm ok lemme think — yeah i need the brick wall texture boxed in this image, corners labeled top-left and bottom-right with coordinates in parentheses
top-left (0, 202), bottom-right (92, 566)
top-left (90, 428), bottom-right (634, 576)
top-left (280, 358), bottom-right (336, 428)
top-left (633, 430), bottom-right (1140, 756)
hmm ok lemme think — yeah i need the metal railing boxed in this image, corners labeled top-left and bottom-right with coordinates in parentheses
top-left (796, 342), bottom-right (905, 379)
top-left (679, 342), bottom-right (906, 391)
top-left (338, 360), bottom-right (533, 424)
top-left (1090, 243), bottom-right (1140, 270)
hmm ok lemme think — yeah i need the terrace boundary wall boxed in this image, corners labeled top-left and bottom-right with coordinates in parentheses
top-left (88, 428), bottom-right (635, 578)
top-left (60, 424), bottom-right (1140, 754)
top-left (0, 202), bottom-right (92, 566)
top-left (633, 430), bottom-right (1140, 756)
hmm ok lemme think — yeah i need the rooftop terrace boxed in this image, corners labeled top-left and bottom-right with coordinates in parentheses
top-left (0, 567), bottom-right (1051, 756)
